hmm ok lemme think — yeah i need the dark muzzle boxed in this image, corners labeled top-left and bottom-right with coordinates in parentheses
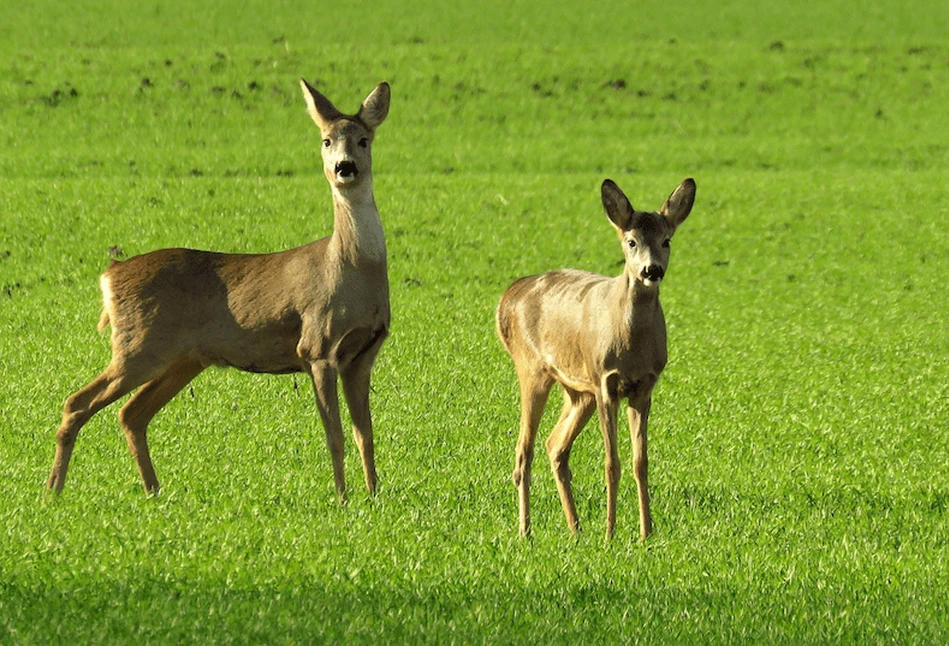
top-left (642, 265), bottom-right (665, 283)
top-left (336, 161), bottom-right (358, 179)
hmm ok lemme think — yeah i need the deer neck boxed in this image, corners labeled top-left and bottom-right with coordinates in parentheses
top-left (329, 178), bottom-right (386, 266)
top-left (616, 271), bottom-right (662, 328)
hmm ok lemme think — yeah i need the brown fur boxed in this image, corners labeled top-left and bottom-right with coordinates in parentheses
top-left (47, 81), bottom-right (392, 499)
top-left (496, 177), bottom-right (696, 540)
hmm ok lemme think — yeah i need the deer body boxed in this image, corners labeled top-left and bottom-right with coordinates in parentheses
top-left (497, 178), bottom-right (695, 540)
top-left (47, 81), bottom-right (391, 500)
top-left (501, 269), bottom-right (668, 395)
top-left (97, 240), bottom-right (387, 375)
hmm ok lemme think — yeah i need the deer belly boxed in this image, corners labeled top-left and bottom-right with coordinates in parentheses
top-left (205, 321), bottom-right (305, 374)
top-left (544, 352), bottom-right (598, 395)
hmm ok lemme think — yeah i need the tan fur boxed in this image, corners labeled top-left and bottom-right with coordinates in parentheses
top-left (496, 177), bottom-right (696, 540)
top-left (47, 81), bottom-right (392, 500)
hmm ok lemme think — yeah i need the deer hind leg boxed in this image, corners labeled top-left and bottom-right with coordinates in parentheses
top-left (545, 388), bottom-right (595, 534)
top-left (628, 396), bottom-right (654, 540)
top-left (117, 357), bottom-right (206, 495)
top-left (47, 355), bottom-right (164, 493)
top-left (309, 361), bottom-right (346, 503)
top-left (339, 330), bottom-right (387, 496)
top-left (512, 369), bottom-right (552, 537)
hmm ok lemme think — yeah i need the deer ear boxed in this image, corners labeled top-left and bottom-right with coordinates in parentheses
top-left (601, 179), bottom-right (634, 230)
top-left (660, 178), bottom-right (696, 230)
top-left (358, 82), bottom-right (390, 130)
top-left (300, 79), bottom-right (342, 129)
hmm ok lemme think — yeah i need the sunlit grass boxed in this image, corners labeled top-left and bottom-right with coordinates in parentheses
top-left (2, 1), bottom-right (949, 643)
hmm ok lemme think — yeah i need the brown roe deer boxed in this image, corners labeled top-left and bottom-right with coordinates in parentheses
top-left (47, 81), bottom-right (391, 500)
top-left (496, 177), bottom-right (696, 540)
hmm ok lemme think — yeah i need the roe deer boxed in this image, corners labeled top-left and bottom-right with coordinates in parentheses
top-left (47, 80), bottom-right (391, 500)
top-left (496, 177), bottom-right (696, 540)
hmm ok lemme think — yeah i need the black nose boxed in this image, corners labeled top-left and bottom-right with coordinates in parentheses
top-left (642, 265), bottom-right (665, 282)
top-left (336, 161), bottom-right (358, 178)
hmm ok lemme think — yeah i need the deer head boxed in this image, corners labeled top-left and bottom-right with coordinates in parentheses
top-left (300, 80), bottom-right (390, 189)
top-left (601, 178), bottom-right (696, 288)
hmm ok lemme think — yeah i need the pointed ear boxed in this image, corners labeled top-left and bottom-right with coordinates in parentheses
top-left (601, 179), bottom-right (634, 231)
top-left (660, 178), bottom-right (696, 230)
top-left (358, 82), bottom-right (390, 130)
top-left (300, 78), bottom-right (342, 129)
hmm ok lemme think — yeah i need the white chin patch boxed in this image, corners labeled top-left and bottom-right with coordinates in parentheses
top-left (336, 174), bottom-right (357, 184)
top-left (642, 277), bottom-right (662, 287)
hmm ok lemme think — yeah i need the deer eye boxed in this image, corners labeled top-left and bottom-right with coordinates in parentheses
top-left (322, 138), bottom-right (331, 148)
top-left (359, 138), bottom-right (369, 148)
top-left (627, 239), bottom-right (637, 249)
top-left (662, 239), bottom-right (671, 248)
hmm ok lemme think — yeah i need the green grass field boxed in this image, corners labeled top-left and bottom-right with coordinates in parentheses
top-left (2, 1), bottom-right (949, 642)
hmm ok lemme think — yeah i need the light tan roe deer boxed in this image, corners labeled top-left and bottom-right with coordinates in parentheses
top-left (496, 177), bottom-right (696, 540)
top-left (47, 81), bottom-right (392, 501)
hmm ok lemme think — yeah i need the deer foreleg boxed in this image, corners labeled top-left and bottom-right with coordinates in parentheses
top-left (340, 332), bottom-right (386, 496)
top-left (628, 397), bottom-right (653, 540)
top-left (596, 379), bottom-right (622, 540)
top-left (309, 362), bottom-right (346, 503)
